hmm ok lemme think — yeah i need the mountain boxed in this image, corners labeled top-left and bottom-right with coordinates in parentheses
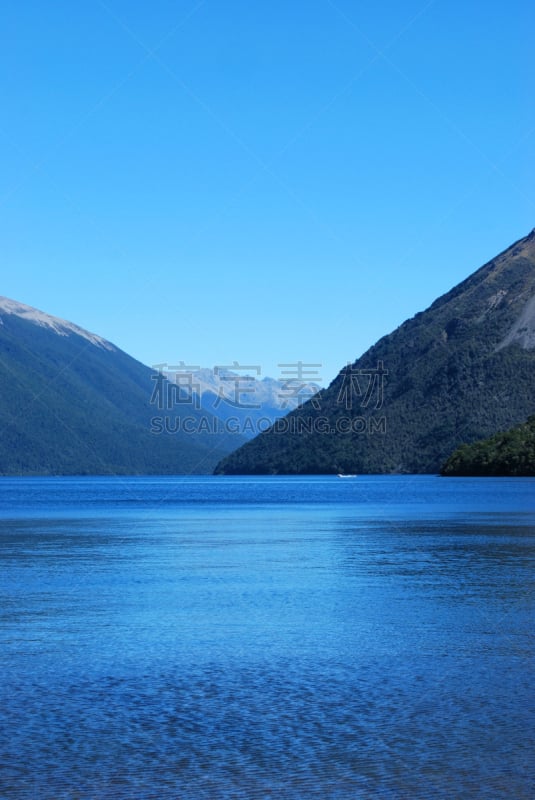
top-left (441, 415), bottom-right (535, 476)
top-left (216, 229), bottom-right (535, 475)
top-left (0, 297), bottom-right (243, 475)
top-left (156, 365), bottom-right (320, 440)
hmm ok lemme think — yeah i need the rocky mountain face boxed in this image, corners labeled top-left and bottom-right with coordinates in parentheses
top-left (216, 229), bottom-right (535, 474)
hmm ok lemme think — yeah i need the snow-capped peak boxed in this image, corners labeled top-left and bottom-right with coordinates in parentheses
top-left (0, 296), bottom-right (115, 350)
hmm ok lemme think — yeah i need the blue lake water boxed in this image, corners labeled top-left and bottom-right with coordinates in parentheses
top-left (0, 475), bottom-right (534, 799)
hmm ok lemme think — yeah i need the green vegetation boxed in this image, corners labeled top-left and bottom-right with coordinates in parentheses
top-left (440, 415), bottom-right (535, 476)
top-left (216, 229), bottom-right (535, 475)
top-left (0, 312), bottom-right (241, 475)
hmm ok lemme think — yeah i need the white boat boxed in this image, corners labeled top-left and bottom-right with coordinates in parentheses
top-left (337, 473), bottom-right (357, 478)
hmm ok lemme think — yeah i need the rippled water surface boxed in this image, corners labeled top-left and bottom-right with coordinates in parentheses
top-left (1, 475), bottom-right (534, 799)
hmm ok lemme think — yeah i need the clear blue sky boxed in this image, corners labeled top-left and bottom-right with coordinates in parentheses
top-left (1, 0), bottom-right (534, 384)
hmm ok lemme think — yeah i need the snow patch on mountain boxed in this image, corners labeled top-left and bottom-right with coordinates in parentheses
top-left (0, 296), bottom-right (115, 351)
top-left (158, 365), bottom-right (320, 412)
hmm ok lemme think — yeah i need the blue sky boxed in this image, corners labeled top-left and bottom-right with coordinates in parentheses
top-left (1, 0), bottom-right (534, 384)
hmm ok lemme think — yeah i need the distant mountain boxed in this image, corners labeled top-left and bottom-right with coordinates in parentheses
top-left (157, 365), bottom-right (320, 440)
top-left (216, 229), bottom-right (535, 475)
top-left (441, 414), bottom-right (535, 476)
top-left (0, 298), bottom-right (242, 475)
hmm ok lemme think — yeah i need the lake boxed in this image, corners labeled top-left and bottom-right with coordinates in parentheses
top-left (0, 475), bottom-right (534, 799)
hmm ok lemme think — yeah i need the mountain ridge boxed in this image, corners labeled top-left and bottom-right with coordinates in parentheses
top-left (215, 228), bottom-right (535, 475)
top-left (155, 365), bottom-right (320, 439)
top-left (0, 296), bottom-right (115, 351)
top-left (0, 298), bottom-right (241, 475)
